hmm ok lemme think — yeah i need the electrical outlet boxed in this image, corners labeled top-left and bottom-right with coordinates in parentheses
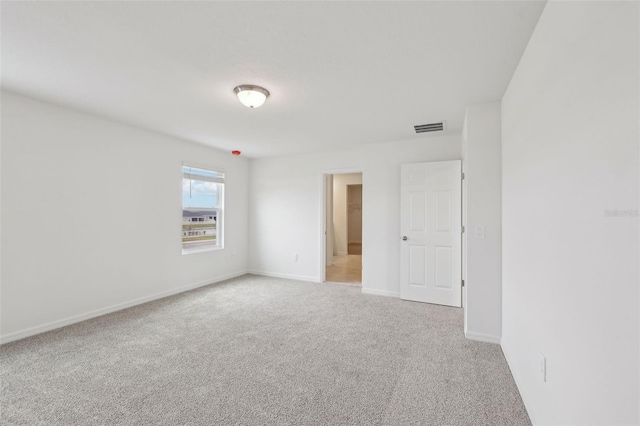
top-left (538, 353), bottom-right (547, 382)
top-left (292, 253), bottom-right (298, 261)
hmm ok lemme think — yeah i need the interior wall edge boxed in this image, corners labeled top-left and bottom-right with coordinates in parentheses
top-left (248, 270), bottom-right (322, 284)
top-left (0, 88), bottom-right (230, 158)
top-left (500, 339), bottom-right (539, 426)
top-left (0, 271), bottom-right (248, 345)
top-left (464, 330), bottom-right (501, 345)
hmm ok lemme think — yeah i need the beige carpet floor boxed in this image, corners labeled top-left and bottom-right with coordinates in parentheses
top-left (0, 275), bottom-right (530, 425)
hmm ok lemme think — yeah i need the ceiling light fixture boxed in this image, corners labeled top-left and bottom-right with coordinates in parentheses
top-left (234, 85), bottom-right (270, 108)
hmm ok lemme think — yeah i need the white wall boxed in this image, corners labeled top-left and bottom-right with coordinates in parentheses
top-left (249, 135), bottom-right (461, 297)
top-left (501, 2), bottom-right (639, 425)
top-left (0, 91), bottom-right (250, 342)
top-left (249, 149), bottom-right (363, 282)
top-left (332, 173), bottom-right (362, 256)
top-left (462, 102), bottom-right (502, 344)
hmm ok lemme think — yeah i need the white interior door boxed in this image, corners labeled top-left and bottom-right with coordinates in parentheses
top-left (400, 160), bottom-right (462, 307)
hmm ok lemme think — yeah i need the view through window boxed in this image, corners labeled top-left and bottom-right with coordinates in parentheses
top-left (182, 165), bottom-right (224, 253)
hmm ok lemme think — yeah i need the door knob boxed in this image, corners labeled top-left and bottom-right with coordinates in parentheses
top-left (402, 236), bottom-right (408, 241)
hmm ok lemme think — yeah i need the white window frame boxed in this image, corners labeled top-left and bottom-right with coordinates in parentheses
top-left (181, 163), bottom-right (225, 255)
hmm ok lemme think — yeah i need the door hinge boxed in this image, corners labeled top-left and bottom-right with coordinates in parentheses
top-left (462, 279), bottom-right (465, 287)
top-left (462, 225), bottom-right (465, 233)
top-left (462, 172), bottom-right (465, 180)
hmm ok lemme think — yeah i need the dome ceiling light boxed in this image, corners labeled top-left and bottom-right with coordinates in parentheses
top-left (233, 85), bottom-right (270, 108)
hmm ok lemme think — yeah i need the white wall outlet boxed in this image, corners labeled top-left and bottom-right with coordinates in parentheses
top-left (538, 352), bottom-right (547, 382)
top-left (474, 226), bottom-right (486, 238)
top-left (292, 253), bottom-right (298, 261)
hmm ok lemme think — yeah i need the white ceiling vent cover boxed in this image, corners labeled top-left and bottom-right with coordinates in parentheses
top-left (414, 122), bottom-right (445, 133)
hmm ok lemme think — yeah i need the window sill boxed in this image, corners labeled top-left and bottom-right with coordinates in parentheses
top-left (182, 246), bottom-right (224, 255)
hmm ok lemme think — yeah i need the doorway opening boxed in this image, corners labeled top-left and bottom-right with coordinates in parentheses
top-left (324, 172), bottom-right (362, 285)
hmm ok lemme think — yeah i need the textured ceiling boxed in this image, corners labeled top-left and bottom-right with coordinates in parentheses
top-left (1, 1), bottom-right (546, 158)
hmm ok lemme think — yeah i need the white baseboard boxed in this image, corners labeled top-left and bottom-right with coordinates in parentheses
top-left (361, 288), bottom-right (400, 298)
top-left (465, 330), bottom-right (502, 344)
top-left (501, 339), bottom-right (538, 425)
top-left (0, 271), bottom-right (247, 345)
top-left (248, 270), bottom-right (321, 283)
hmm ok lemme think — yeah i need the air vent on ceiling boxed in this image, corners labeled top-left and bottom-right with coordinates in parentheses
top-left (414, 122), bottom-right (445, 134)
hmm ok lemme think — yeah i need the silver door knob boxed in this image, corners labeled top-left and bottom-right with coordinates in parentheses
top-left (402, 236), bottom-right (408, 241)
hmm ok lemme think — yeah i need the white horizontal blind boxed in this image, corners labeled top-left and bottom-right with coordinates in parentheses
top-left (182, 166), bottom-right (225, 184)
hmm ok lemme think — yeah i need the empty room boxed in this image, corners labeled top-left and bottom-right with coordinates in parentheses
top-left (1, 1), bottom-right (638, 425)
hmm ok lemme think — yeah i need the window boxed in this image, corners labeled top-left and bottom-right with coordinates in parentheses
top-left (182, 165), bottom-right (224, 254)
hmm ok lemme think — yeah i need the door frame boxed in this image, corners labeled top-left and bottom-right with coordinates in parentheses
top-left (461, 160), bottom-right (467, 328)
top-left (346, 183), bottom-right (363, 255)
top-left (319, 168), bottom-right (363, 283)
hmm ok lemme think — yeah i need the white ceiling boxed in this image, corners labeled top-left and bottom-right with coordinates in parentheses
top-left (1, 1), bottom-right (546, 158)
